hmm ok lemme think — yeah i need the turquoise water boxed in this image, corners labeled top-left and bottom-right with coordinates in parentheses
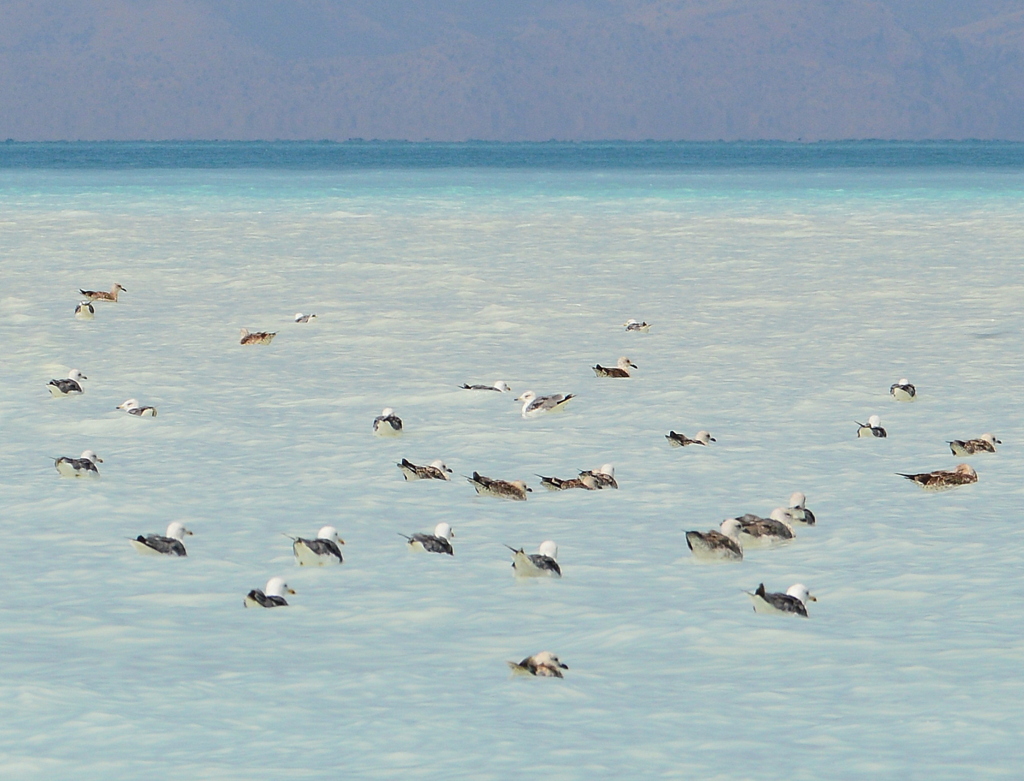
top-left (1, 147), bottom-right (1023, 778)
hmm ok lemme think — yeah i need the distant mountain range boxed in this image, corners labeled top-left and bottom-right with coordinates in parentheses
top-left (2, 0), bottom-right (1023, 140)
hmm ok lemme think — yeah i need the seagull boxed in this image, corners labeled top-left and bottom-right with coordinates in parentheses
top-left (897, 463), bottom-right (978, 491)
top-left (373, 408), bottom-right (403, 436)
top-left (623, 319), bottom-right (651, 332)
top-left (592, 356), bottom-right (637, 378)
top-left (130, 522), bottom-right (192, 557)
top-left (856, 415), bottom-right (887, 438)
top-left (116, 398), bottom-right (157, 417)
top-left (949, 434), bottom-right (1001, 456)
top-left (467, 472), bottom-right (532, 500)
top-left (685, 518), bottom-right (743, 561)
top-left (244, 576), bottom-right (295, 608)
top-left (746, 583), bottom-right (816, 617)
top-left (507, 541), bottom-right (562, 577)
top-left (733, 508), bottom-right (795, 546)
top-left (785, 492), bottom-right (816, 525)
top-left (289, 526), bottom-right (345, 566)
top-left (54, 450), bottom-right (102, 477)
top-left (74, 301), bottom-right (95, 319)
top-left (537, 473), bottom-right (598, 491)
top-left (666, 430), bottom-right (715, 447)
top-left (398, 458), bottom-right (452, 481)
top-left (294, 312), bottom-right (317, 323)
top-left (460, 381), bottom-right (512, 392)
top-left (516, 390), bottom-right (575, 418)
top-left (48, 369), bottom-right (87, 397)
top-left (400, 522), bottom-right (454, 555)
top-left (507, 651), bottom-right (569, 677)
top-left (579, 463), bottom-right (617, 489)
top-left (890, 378), bottom-right (916, 401)
top-left (79, 283), bottom-right (125, 302)
top-left (240, 328), bottom-right (276, 345)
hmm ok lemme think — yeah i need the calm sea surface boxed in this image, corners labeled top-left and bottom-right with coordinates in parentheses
top-left (1, 143), bottom-right (1023, 779)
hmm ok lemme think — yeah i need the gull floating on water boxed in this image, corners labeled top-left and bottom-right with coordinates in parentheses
top-left (890, 378), bottom-right (916, 401)
top-left (294, 312), bottom-right (317, 323)
top-left (244, 576), bottom-right (295, 608)
top-left (130, 522), bottom-right (192, 557)
top-left (507, 541), bottom-right (561, 577)
top-left (593, 356), bottom-right (637, 378)
top-left (733, 509), bottom-right (795, 546)
top-left (785, 492), bottom-right (816, 525)
top-left (898, 463), bottom-right (978, 491)
top-left (373, 408), bottom-right (403, 436)
top-left (79, 283), bottom-right (125, 302)
top-left (623, 319), bottom-right (651, 332)
top-left (467, 472), bottom-right (532, 500)
top-left (685, 518), bottom-right (743, 561)
top-left (579, 464), bottom-right (617, 489)
top-left (400, 522), bottom-right (454, 555)
top-left (666, 430), bottom-right (715, 447)
top-left (460, 381), bottom-right (512, 392)
top-left (398, 458), bottom-right (452, 481)
top-left (856, 415), bottom-right (887, 438)
top-left (507, 651), bottom-right (569, 678)
top-left (74, 301), bottom-right (95, 319)
top-left (54, 450), bottom-right (102, 477)
top-left (746, 583), bottom-right (816, 617)
top-left (516, 390), bottom-right (575, 418)
top-left (48, 369), bottom-right (87, 397)
top-left (949, 433), bottom-right (1001, 456)
top-left (240, 328), bottom-right (276, 345)
top-left (537, 473), bottom-right (598, 490)
top-left (290, 526), bottom-right (345, 566)
top-left (116, 398), bottom-right (157, 417)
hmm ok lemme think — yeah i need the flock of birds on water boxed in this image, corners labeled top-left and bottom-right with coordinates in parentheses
top-left (54, 290), bottom-right (1002, 678)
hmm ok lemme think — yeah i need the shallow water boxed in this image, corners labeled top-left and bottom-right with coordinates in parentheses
top-left (1, 159), bottom-right (1023, 778)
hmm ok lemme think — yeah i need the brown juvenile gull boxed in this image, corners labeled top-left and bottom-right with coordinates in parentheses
top-left (398, 458), bottom-right (452, 481)
top-left (897, 463), bottom-right (978, 491)
top-left (79, 283), bottom-right (125, 302)
top-left (592, 356), bottom-right (637, 378)
top-left (507, 651), bottom-right (569, 677)
top-left (240, 328), bottom-right (276, 345)
top-left (467, 472), bottom-right (532, 500)
top-left (949, 434), bottom-right (1000, 456)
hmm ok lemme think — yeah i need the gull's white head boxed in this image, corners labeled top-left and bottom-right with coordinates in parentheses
top-left (538, 540), bottom-right (558, 559)
top-left (117, 399), bottom-right (140, 410)
top-left (68, 369), bottom-right (87, 382)
top-left (617, 356), bottom-right (637, 370)
top-left (788, 492), bottom-right (807, 509)
top-left (898, 378), bottom-right (910, 386)
top-left (786, 583), bottom-right (816, 604)
top-left (954, 464), bottom-right (977, 477)
top-left (494, 381), bottom-right (511, 392)
top-left (515, 391), bottom-right (537, 403)
top-left (695, 431), bottom-right (716, 444)
top-left (719, 518), bottom-right (743, 540)
top-left (113, 284), bottom-right (126, 293)
top-left (868, 415), bottom-right (882, 428)
top-left (981, 433), bottom-right (1001, 445)
top-left (166, 522), bottom-right (193, 540)
top-left (533, 651), bottom-right (568, 670)
top-left (317, 525), bottom-right (344, 544)
top-left (381, 407), bottom-right (395, 417)
top-left (769, 508), bottom-right (796, 529)
top-left (265, 576), bottom-right (295, 597)
top-left (510, 480), bottom-right (532, 493)
top-left (597, 464), bottom-right (615, 477)
top-left (80, 450), bottom-right (103, 463)
top-left (429, 460), bottom-right (452, 473)
top-left (434, 522), bottom-right (453, 540)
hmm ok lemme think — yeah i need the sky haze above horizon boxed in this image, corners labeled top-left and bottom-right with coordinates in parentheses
top-left (2, 0), bottom-right (1024, 141)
